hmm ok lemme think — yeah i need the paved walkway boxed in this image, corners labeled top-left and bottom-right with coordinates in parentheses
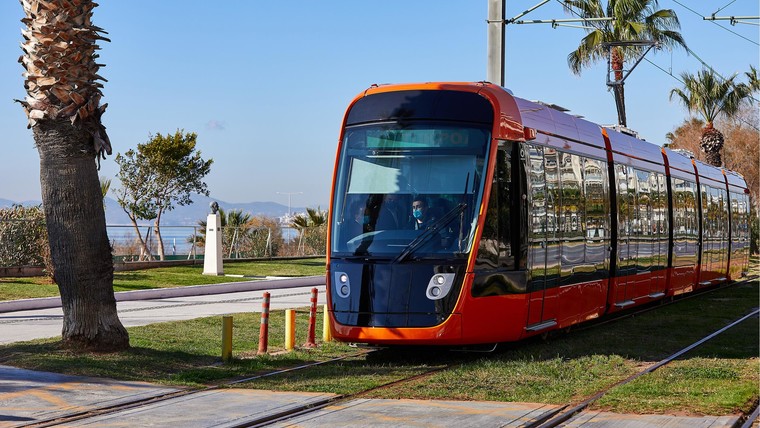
top-left (0, 277), bottom-right (324, 345)
top-left (0, 278), bottom-right (746, 427)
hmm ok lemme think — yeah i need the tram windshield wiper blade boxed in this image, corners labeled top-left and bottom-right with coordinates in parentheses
top-left (392, 203), bottom-right (467, 264)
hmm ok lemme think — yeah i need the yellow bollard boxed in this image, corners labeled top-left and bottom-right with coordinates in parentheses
top-left (322, 304), bottom-right (332, 342)
top-left (285, 309), bottom-right (296, 350)
top-left (221, 315), bottom-right (233, 362)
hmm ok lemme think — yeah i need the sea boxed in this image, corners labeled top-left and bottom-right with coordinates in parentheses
top-left (106, 224), bottom-right (299, 257)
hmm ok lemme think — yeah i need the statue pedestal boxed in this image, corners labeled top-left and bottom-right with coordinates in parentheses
top-left (203, 213), bottom-right (223, 275)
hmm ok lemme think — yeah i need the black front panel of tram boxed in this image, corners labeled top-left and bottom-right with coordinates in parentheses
top-left (346, 90), bottom-right (494, 125)
top-left (329, 260), bottom-right (466, 328)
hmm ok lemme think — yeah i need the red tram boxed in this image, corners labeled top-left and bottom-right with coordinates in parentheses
top-left (325, 82), bottom-right (751, 345)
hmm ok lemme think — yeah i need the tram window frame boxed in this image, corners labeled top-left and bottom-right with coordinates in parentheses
top-left (635, 169), bottom-right (652, 274)
top-left (526, 144), bottom-right (547, 290)
top-left (671, 177), bottom-right (698, 267)
top-left (475, 140), bottom-right (525, 271)
top-left (583, 157), bottom-right (609, 280)
top-left (558, 152), bottom-right (586, 285)
top-left (615, 165), bottom-right (634, 277)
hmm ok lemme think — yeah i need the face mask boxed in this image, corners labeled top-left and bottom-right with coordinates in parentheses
top-left (363, 215), bottom-right (370, 223)
top-left (413, 209), bottom-right (423, 219)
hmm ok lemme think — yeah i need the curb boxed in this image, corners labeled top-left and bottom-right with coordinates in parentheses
top-left (0, 275), bottom-right (325, 314)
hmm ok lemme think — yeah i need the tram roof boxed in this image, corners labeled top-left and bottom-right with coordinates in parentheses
top-left (512, 97), bottom-right (605, 149)
top-left (725, 169), bottom-right (749, 192)
top-left (663, 148), bottom-right (697, 181)
top-left (693, 158), bottom-right (728, 186)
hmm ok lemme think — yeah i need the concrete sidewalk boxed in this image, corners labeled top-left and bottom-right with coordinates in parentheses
top-left (0, 275), bottom-right (324, 313)
top-left (0, 280), bottom-right (325, 345)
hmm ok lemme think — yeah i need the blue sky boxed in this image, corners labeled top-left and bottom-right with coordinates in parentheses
top-left (1, 1), bottom-right (757, 208)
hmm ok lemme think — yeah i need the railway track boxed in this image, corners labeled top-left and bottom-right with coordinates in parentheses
top-left (527, 307), bottom-right (760, 428)
top-left (568, 273), bottom-right (759, 335)
top-left (18, 276), bottom-right (758, 427)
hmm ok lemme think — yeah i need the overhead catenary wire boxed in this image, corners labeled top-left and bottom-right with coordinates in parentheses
top-left (712, 0), bottom-right (738, 16)
top-left (671, 0), bottom-right (759, 46)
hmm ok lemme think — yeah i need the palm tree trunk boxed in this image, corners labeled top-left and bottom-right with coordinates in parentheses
top-left (35, 118), bottom-right (128, 351)
top-left (701, 123), bottom-right (725, 167)
top-left (611, 48), bottom-right (627, 127)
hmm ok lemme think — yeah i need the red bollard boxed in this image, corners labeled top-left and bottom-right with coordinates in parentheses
top-left (304, 287), bottom-right (318, 348)
top-left (257, 292), bottom-right (270, 354)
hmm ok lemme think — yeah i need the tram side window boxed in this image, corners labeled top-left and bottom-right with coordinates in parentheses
top-left (671, 178), bottom-right (697, 267)
top-left (527, 144), bottom-right (547, 286)
top-left (558, 152), bottom-right (585, 285)
top-left (476, 141), bottom-right (517, 270)
top-left (719, 188), bottom-right (730, 261)
top-left (545, 148), bottom-right (561, 281)
top-left (584, 157), bottom-right (609, 280)
top-left (654, 173), bottom-right (668, 270)
top-left (729, 192), bottom-right (747, 273)
top-left (635, 169), bottom-right (652, 274)
top-left (701, 185), bottom-right (716, 267)
top-left (685, 181), bottom-right (699, 263)
top-left (616, 165), bottom-right (635, 277)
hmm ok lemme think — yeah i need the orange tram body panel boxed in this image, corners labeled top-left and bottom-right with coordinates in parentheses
top-left (325, 82), bottom-right (751, 346)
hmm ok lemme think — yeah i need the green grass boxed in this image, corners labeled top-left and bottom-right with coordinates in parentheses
top-left (364, 279), bottom-right (759, 415)
top-left (0, 258), bottom-right (326, 301)
top-left (0, 309), bottom-right (350, 388)
top-left (594, 306), bottom-right (759, 415)
top-left (0, 267), bottom-right (756, 416)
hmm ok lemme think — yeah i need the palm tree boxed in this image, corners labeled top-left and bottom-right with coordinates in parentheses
top-left (100, 176), bottom-right (111, 210)
top-left (290, 207), bottom-right (328, 255)
top-left (564, 0), bottom-right (686, 126)
top-left (746, 65), bottom-right (759, 93)
top-left (669, 69), bottom-right (751, 167)
top-left (16, 1), bottom-right (128, 350)
top-left (224, 209), bottom-right (254, 258)
top-left (192, 208), bottom-right (260, 257)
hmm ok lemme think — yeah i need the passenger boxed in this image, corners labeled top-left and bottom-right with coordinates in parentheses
top-left (347, 201), bottom-right (369, 239)
top-left (410, 197), bottom-right (436, 230)
top-left (376, 194), bottom-right (403, 230)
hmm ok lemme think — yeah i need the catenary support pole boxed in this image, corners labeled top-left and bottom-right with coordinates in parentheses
top-left (487, 0), bottom-right (505, 86)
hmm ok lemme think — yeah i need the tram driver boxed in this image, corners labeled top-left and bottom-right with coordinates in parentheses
top-left (410, 197), bottom-right (436, 230)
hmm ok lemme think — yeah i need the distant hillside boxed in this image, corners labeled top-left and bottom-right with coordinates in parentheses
top-left (0, 199), bottom-right (42, 208)
top-left (2, 195), bottom-right (316, 226)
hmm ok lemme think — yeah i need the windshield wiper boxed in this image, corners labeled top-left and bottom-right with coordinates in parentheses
top-left (392, 203), bottom-right (467, 264)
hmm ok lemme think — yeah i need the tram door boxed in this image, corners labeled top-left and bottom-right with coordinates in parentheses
top-left (526, 145), bottom-right (559, 330)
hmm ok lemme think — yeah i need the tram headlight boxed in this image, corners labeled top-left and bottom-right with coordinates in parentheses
top-left (426, 273), bottom-right (455, 300)
top-left (334, 271), bottom-right (350, 298)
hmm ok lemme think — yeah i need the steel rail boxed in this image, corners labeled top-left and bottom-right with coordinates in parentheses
top-left (569, 275), bottom-right (759, 335)
top-left (22, 350), bottom-right (374, 428)
top-left (528, 308), bottom-right (760, 428)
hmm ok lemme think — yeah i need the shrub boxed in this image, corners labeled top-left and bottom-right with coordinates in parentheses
top-left (0, 205), bottom-right (50, 271)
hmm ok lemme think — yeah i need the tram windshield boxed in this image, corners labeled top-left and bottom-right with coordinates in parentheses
top-left (331, 122), bottom-right (491, 259)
